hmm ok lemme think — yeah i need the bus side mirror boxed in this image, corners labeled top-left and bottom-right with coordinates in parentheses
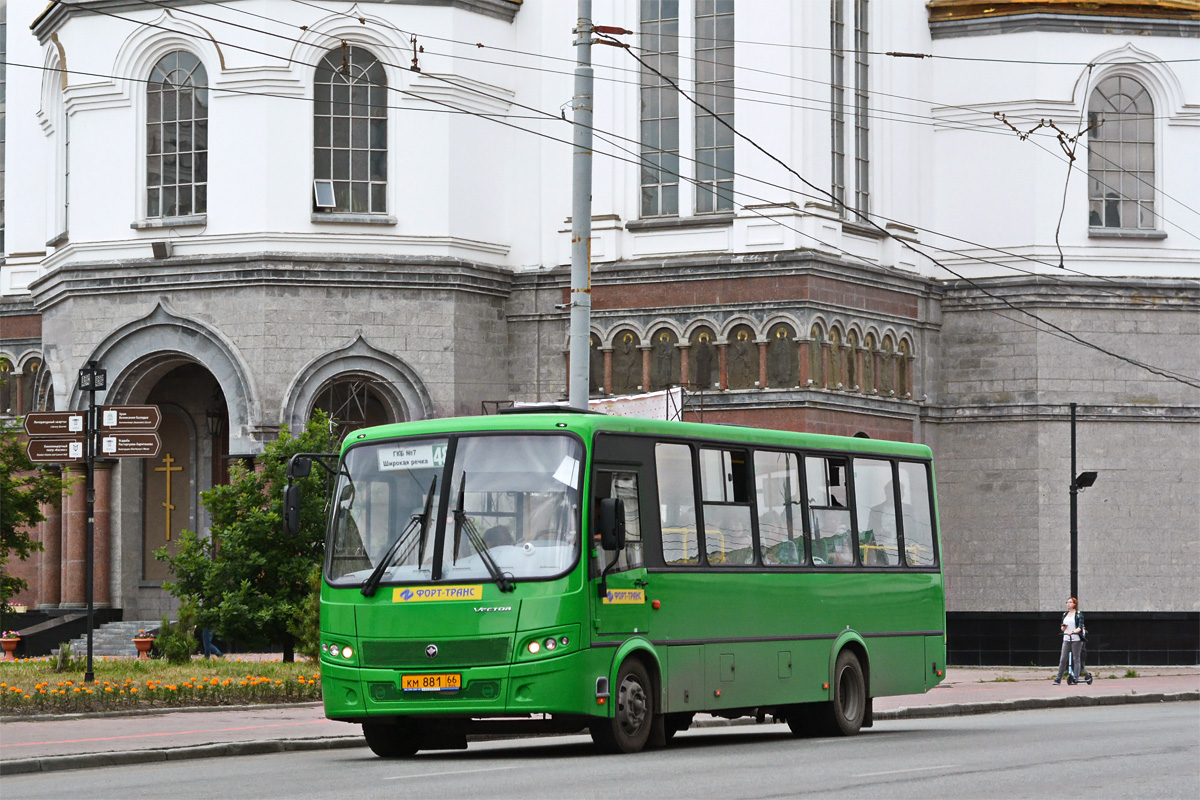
top-left (287, 456), bottom-right (312, 480)
top-left (597, 498), bottom-right (626, 551)
top-left (284, 483), bottom-right (302, 537)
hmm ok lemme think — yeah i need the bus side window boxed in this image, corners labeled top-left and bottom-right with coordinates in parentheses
top-left (593, 471), bottom-right (644, 572)
top-left (853, 459), bottom-right (900, 567)
top-left (755, 450), bottom-right (802, 566)
top-left (699, 448), bottom-right (754, 566)
top-left (898, 462), bottom-right (937, 566)
top-left (656, 443), bottom-right (699, 565)
top-left (805, 455), bottom-right (853, 566)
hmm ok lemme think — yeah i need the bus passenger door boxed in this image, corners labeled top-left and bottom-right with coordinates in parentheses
top-left (592, 467), bottom-right (651, 637)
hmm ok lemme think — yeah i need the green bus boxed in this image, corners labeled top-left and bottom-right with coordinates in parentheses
top-left (287, 408), bottom-right (945, 756)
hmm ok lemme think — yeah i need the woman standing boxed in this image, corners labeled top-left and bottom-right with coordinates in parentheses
top-left (1054, 597), bottom-right (1086, 685)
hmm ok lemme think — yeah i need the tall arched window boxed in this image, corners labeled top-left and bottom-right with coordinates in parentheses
top-left (147, 51), bottom-right (208, 218)
top-left (314, 46), bottom-right (388, 214)
top-left (1087, 75), bottom-right (1155, 231)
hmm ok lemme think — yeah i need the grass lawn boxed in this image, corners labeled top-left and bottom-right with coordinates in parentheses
top-left (0, 656), bottom-right (321, 716)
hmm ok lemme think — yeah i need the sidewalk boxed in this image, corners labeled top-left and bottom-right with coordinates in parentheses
top-left (2, 665), bottom-right (1195, 775)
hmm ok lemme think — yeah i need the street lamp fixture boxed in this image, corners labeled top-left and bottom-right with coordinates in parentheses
top-left (206, 395), bottom-right (224, 438)
top-left (1075, 471), bottom-right (1098, 491)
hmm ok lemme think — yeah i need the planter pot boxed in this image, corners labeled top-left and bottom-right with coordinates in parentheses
top-left (1, 639), bottom-right (19, 661)
top-left (133, 637), bottom-right (155, 659)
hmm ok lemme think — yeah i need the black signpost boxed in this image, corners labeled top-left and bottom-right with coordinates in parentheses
top-left (78, 361), bottom-right (107, 683)
top-left (25, 363), bottom-right (161, 681)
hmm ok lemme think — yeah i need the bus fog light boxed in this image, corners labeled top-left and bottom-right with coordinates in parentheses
top-left (544, 638), bottom-right (557, 651)
top-left (328, 644), bottom-right (339, 655)
top-left (341, 647), bottom-right (353, 659)
top-left (527, 641), bottom-right (541, 654)
top-left (560, 636), bottom-right (569, 646)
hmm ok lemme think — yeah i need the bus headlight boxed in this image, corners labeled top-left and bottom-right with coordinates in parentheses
top-left (527, 640), bottom-right (541, 655)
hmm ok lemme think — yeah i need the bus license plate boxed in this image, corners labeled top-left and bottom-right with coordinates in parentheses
top-left (401, 673), bottom-right (462, 692)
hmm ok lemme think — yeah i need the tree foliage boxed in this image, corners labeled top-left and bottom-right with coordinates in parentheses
top-left (0, 416), bottom-right (70, 610)
top-left (157, 413), bottom-right (335, 661)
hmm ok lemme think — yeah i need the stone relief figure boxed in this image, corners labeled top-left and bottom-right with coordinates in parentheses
top-left (727, 325), bottom-right (758, 390)
top-left (611, 330), bottom-right (641, 395)
top-left (766, 323), bottom-right (798, 388)
top-left (691, 327), bottom-right (717, 390)
top-left (649, 329), bottom-right (681, 390)
top-left (589, 334), bottom-right (604, 394)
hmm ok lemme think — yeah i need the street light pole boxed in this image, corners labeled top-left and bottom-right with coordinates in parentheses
top-left (568, 0), bottom-right (594, 410)
top-left (1069, 402), bottom-right (1098, 604)
top-left (1070, 402), bottom-right (1078, 601)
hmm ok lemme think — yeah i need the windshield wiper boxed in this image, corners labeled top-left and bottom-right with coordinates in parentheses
top-left (361, 475), bottom-right (438, 597)
top-left (451, 473), bottom-right (514, 593)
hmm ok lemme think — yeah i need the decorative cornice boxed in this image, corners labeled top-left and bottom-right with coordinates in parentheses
top-left (26, 252), bottom-right (516, 311)
top-left (921, 402), bottom-right (1200, 423)
top-left (32, 0), bottom-right (523, 41)
top-left (927, 0), bottom-right (1199, 23)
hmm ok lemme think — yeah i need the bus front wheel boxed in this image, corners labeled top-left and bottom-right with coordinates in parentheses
top-left (363, 722), bottom-right (420, 758)
top-left (591, 659), bottom-right (654, 753)
top-left (823, 650), bottom-right (866, 736)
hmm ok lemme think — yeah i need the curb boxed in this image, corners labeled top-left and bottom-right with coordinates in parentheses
top-left (0, 736), bottom-right (366, 776)
top-left (0, 701), bottom-right (323, 724)
top-left (873, 690), bottom-right (1200, 720)
top-left (2, 691), bottom-right (1195, 776)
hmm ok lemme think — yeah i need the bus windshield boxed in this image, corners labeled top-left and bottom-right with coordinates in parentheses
top-left (326, 434), bottom-right (583, 587)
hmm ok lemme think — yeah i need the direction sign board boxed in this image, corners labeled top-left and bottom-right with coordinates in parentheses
top-left (23, 412), bottom-right (86, 437)
top-left (100, 405), bottom-right (161, 431)
top-left (100, 432), bottom-right (162, 458)
top-left (27, 437), bottom-right (86, 464)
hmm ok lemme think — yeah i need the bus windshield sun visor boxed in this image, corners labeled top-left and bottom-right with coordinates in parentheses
top-left (360, 475), bottom-right (438, 597)
top-left (453, 473), bottom-right (515, 593)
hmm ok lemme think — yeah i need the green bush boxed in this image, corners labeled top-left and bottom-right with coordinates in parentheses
top-left (154, 602), bottom-right (199, 664)
top-left (288, 564), bottom-right (322, 662)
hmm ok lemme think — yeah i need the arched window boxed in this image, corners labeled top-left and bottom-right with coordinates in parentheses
top-left (0, 358), bottom-right (13, 416)
top-left (314, 46), bottom-right (388, 214)
top-left (1087, 75), bottom-right (1155, 231)
top-left (147, 51), bottom-right (208, 218)
top-left (311, 376), bottom-right (393, 441)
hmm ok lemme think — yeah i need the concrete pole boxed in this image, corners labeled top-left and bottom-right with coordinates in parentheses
top-left (568, 0), bottom-right (594, 409)
top-left (1070, 402), bottom-right (1078, 601)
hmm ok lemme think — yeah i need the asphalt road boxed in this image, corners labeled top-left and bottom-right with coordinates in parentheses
top-left (4, 703), bottom-right (1197, 800)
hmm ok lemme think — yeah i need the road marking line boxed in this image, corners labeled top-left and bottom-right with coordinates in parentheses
top-left (859, 765), bottom-right (959, 777)
top-left (386, 765), bottom-right (522, 781)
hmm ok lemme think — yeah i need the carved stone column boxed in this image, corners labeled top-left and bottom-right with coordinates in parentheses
top-left (679, 344), bottom-right (690, 389)
top-left (757, 341), bottom-right (769, 389)
top-left (60, 466), bottom-right (86, 608)
top-left (37, 469), bottom-right (63, 609)
top-left (718, 343), bottom-right (729, 391)
top-left (602, 348), bottom-right (614, 396)
top-left (641, 346), bottom-right (651, 393)
top-left (93, 461), bottom-right (115, 608)
top-left (798, 336), bottom-right (810, 386)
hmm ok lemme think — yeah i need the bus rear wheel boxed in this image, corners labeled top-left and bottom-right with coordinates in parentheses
top-left (590, 659), bottom-right (654, 753)
top-left (363, 722), bottom-right (420, 758)
top-left (822, 650), bottom-right (866, 736)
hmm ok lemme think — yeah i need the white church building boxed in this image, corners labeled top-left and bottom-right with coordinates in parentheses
top-left (1, 0), bottom-right (1197, 663)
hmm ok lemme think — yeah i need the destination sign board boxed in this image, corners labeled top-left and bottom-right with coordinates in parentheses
top-left (100, 405), bottom-right (161, 431)
top-left (100, 432), bottom-right (162, 458)
top-left (27, 437), bottom-right (86, 464)
top-left (23, 412), bottom-right (86, 437)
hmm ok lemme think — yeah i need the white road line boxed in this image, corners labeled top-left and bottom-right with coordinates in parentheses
top-left (858, 765), bottom-right (959, 778)
top-left (385, 765), bottom-right (523, 781)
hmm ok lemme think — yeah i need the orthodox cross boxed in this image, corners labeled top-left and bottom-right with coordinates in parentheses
top-left (155, 453), bottom-right (182, 540)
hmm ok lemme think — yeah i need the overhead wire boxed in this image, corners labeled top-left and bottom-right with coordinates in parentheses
top-left (603, 31), bottom-right (1200, 388)
top-left (28, 3), bottom-right (1200, 385)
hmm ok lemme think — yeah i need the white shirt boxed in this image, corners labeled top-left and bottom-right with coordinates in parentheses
top-left (1062, 610), bottom-right (1080, 641)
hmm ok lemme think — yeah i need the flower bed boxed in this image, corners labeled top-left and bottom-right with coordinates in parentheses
top-left (0, 657), bottom-right (321, 715)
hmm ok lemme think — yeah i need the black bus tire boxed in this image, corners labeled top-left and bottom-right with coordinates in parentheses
top-left (822, 650), bottom-right (866, 736)
top-left (363, 722), bottom-right (420, 758)
top-left (590, 659), bottom-right (654, 753)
